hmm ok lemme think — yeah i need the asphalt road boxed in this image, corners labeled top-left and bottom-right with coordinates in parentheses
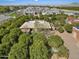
top-left (0, 15), bottom-right (11, 21)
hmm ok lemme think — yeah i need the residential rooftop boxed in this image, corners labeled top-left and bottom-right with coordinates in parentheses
top-left (20, 20), bottom-right (51, 29)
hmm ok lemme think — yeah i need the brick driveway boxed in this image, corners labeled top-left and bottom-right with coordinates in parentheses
top-left (55, 31), bottom-right (79, 59)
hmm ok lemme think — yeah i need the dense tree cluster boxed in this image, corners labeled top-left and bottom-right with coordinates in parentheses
top-left (8, 33), bottom-right (49, 59)
top-left (1, 28), bottom-right (21, 44)
top-left (0, 6), bottom-right (10, 13)
top-left (8, 33), bottom-right (30, 59)
top-left (30, 33), bottom-right (49, 59)
top-left (8, 32), bottom-right (69, 59)
top-left (0, 14), bottom-right (69, 59)
top-left (0, 6), bottom-right (22, 13)
top-left (0, 15), bottom-right (28, 59)
top-left (48, 35), bottom-right (69, 58)
top-left (56, 7), bottom-right (79, 11)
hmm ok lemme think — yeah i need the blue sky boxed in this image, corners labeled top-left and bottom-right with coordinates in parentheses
top-left (0, 0), bottom-right (79, 5)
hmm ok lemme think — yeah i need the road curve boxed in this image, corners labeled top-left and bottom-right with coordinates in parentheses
top-left (55, 31), bottom-right (79, 59)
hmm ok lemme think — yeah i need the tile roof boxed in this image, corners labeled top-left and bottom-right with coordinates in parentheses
top-left (20, 20), bottom-right (51, 29)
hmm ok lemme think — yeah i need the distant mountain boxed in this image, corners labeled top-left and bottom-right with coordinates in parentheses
top-left (68, 2), bottom-right (79, 6)
top-left (70, 2), bottom-right (79, 5)
top-left (57, 2), bottom-right (79, 7)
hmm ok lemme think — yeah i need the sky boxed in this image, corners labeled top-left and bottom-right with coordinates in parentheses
top-left (0, 0), bottom-right (79, 5)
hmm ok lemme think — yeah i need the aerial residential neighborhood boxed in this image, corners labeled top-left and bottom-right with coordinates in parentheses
top-left (0, 0), bottom-right (79, 59)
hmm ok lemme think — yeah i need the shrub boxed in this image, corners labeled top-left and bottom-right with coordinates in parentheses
top-left (48, 35), bottom-right (64, 48)
top-left (58, 45), bottom-right (69, 58)
top-left (64, 24), bottom-right (73, 33)
top-left (57, 26), bottom-right (64, 33)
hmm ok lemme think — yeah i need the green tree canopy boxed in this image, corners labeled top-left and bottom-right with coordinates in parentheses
top-left (30, 33), bottom-right (49, 59)
top-left (2, 28), bottom-right (21, 44)
top-left (58, 45), bottom-right (69, 57)
top-left (8, 33), bottom-right (30, 59)
top-left (64, 24), bottom-right (73, 33)
top-left (48, 35), bottom-right (64, 48)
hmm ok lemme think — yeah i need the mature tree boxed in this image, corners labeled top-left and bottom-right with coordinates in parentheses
top-left (7, 16), bottom-right (28, 29)
top-left (8, 33), bottom-right (30, 59)
top-left (31, 32), bottom-right (47, 44)
top-left (64, 24), bottom-right (73, 33)
top-left (0, 6), bottom-right (10, 13)
top-left (58, 45), bottom-right (69, 58)
top-left (2, 28), bottom-right (21, 44)
top-left (30, 33), bottom-right (49, 59)
top-left (0, 42), bottom-right (11, 56)
top-left (48, 35), bottom-right (63, 48)
top-left (57, 26), bottom-right (64, 33)
top-left (8, 43), bottom-right (28, 59)
top-left (0, 28), bottom-right (9, 43)
top-left (47, 35), bottom-right (69, 58)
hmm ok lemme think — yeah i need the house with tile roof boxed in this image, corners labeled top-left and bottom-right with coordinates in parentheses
top-left (66, 16), bottom-right (79, 24)
top-left (20, 20), bottom-right (52, 33)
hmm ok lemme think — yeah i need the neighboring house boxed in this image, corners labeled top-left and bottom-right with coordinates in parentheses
top-left (73, 27), bottom-right (79, 44)
top-left (62, 9), bottom-right (79, 16)
top-left (0, 15), bottom-right (12, 22)
top-left (63, 10), bottom-right (75, 15)
top-left (23, 7), bottom-right (43, 16)
top-left (20, 20), bottom-right (52, 33)
top-left (22, 7), bottom-right (61, 15)
top-left (17, 9), bottom-right (24, 15)
top-left (66, 16), bottom-right (79, 24)
top-left (64, 12), bottom-right (74, 16)
top-left (42, 8), bottom-right (60, 15)
top-left (16, 7), bottom-right (79, 16)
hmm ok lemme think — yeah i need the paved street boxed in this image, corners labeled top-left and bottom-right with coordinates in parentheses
top-left (0, 15), bottom-right (11, 22)
top-left (56, 31), bottom-right (79, 59)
